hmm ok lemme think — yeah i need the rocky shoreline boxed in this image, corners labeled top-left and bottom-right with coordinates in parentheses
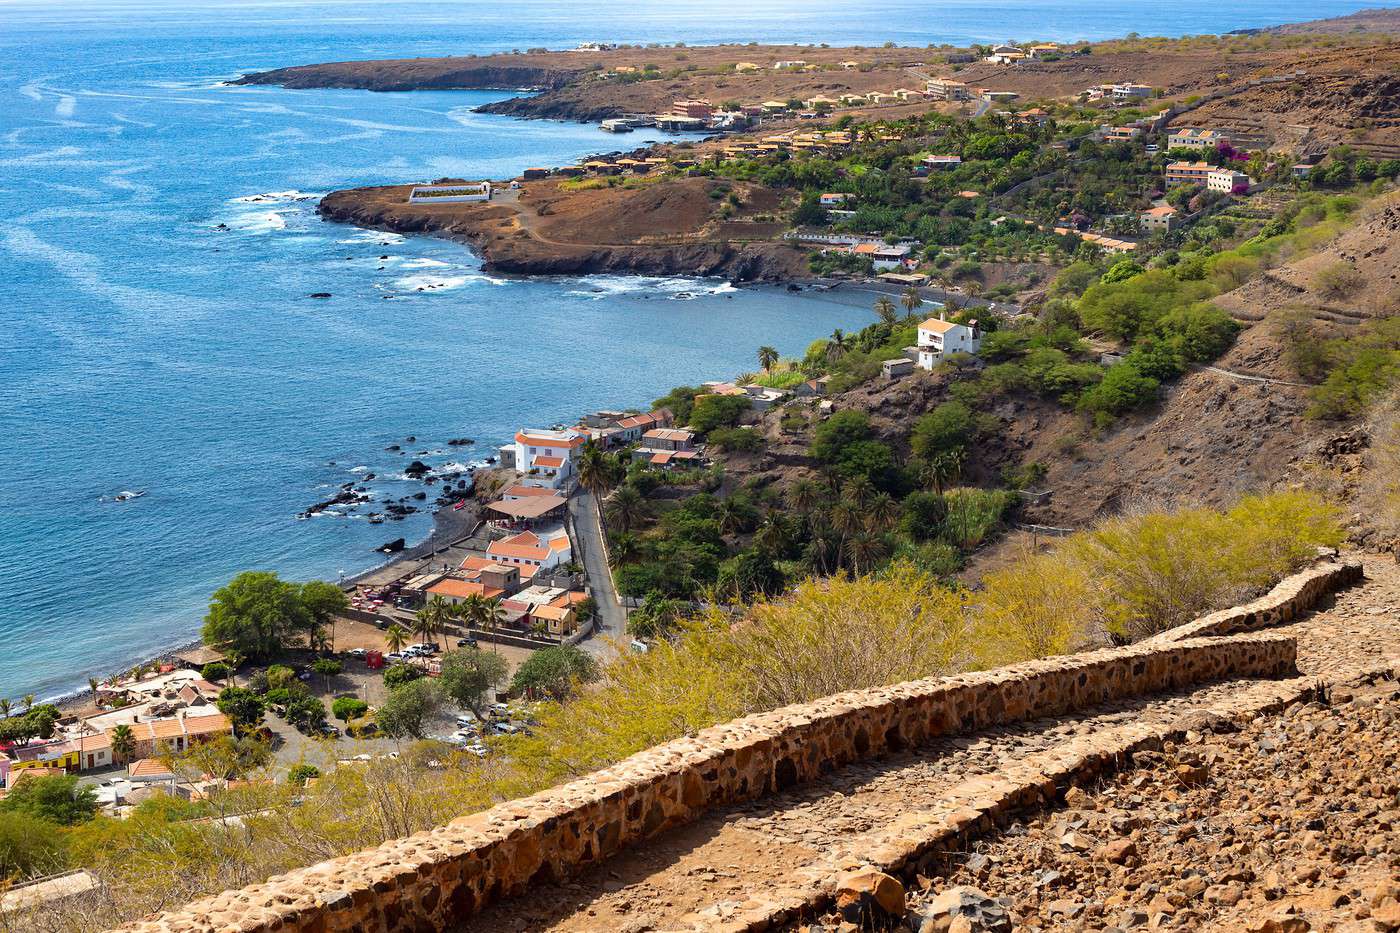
top-left (315, 186), bottom-right (809, 282)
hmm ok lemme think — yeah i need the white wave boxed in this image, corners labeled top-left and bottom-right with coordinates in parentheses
top-left (348, 465), bottom-right (370, 473)
top-left (221, 209), bottom-right (292, 233)
top-left (436, 461), bottom-right (482, 474)
top-left (393, 273), bottom-right (507, 292)
top-left (229, 190), bottom-right (321, 204)
top-left (566, 275), bottom-right (738, 300)
top-left (399, 258), bottom-right (451, 269)
top-left (54, 96), bottom-right (76, 118)
top-left (19, 80), bottom-right (43, 102)
top-left (338, 230), bottom-right (405, 245)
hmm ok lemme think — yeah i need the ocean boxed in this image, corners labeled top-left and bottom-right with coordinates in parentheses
top-left (0, 0), bottom-right (1379, 701)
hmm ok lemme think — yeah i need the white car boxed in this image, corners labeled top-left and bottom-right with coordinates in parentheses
top-left (462, 744), bottom-right (488, 758)
top-left (455, 715), bottom-right (477, 727)
top-left (347, 647), bottom-right (367, 657)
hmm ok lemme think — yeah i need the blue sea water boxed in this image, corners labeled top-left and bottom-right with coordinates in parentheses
top-left (0, 0), bottom-right (1381, 701)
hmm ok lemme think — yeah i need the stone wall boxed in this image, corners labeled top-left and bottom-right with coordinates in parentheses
top-left (1151, 558), bottom-right (1361, 644)
top-left (111, 561), bottom-right (1360, 933)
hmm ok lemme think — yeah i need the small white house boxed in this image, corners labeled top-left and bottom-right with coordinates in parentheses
top-left (916, 316), bottom-right (982, 369)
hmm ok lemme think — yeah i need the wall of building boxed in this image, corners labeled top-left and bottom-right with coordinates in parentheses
top-left (113, 559), bottom-right (1359, 933)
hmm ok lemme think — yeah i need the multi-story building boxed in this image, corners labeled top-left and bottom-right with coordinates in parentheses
top-left (513, 428), bottom-right (587, 489)
top-left (916, 316), bottom-right (982, 370)
top-left (1167, 128), bottom-right (1229, 151)
top-left (1165, 161), bottom-right (1213, 187)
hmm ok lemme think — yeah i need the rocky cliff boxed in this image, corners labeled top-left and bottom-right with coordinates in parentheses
top-left (233, 59), bottom-right (581, 92)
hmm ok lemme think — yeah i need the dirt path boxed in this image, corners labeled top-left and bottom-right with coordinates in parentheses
top-left (460, 558), bottom-right (1400, 933)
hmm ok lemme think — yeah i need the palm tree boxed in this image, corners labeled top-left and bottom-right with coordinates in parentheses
top-left (830, 501), bottom-right (865, 541)
top-left (0, 699), bottom-right (10, 719)
top-left (873, 296), bottom-right (898, 326)
top-left (608, 530), bottom-right (639, 566)
top-left (412, 608), bottom-right (438, 653)
top-left (478, 598), bottom-right (507, 655)
top-left (842, 475), bottom-right (875, 509)
top-left (22, 694), bottom-right (34, 714)
top-left (577, 441), bottom-right (614, 499)
top-left (869, 493), bottom-right (900, 532)
top-left (825, 329), bottom-right (850, 364)
top-left (110, 724), bottom-right (136, 767)
top-left (88, 678), bottom-right (100, 706)
top-left (606, 485), bottom-right (647, 532)
top-left (715, 498), bottom-right (747, 537)
top-left (922, 450), bottom-right (964, 495)
top-left (755, 513), bottom-right (789, 554)
top-left (757, 345), bottom-right (779, 373)
top-left (383, 623), bottom-right (410, 655)
top-left (901, 287), bottom-right (924, 320)
top-left (804, 523), bottom-right (838, 575)
top-left (786, 478), bottom-right (823, 516)
top-left (843, 530), bottom-right (889, 575)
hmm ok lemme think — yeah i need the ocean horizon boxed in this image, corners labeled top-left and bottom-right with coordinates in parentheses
top-left (0, 0), bottom-right (1385, 701)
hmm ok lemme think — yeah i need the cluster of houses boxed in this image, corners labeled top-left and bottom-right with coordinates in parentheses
top-left (983, 43), bottom-right (1064, 65)
top-left (1, 665), bottom-right (234, 804)
top-left (1084, 82), bottom-right (1154, 104)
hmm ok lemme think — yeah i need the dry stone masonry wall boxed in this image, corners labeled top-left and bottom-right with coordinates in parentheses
top-left (110, 560), bottom-right (1362, 933)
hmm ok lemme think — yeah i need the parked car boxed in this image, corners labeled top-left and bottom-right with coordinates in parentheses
top-left (347, 647), bottom-right (367, 658)
top-left (491, 722), bottom-right (518, 735)
top-left (318, 724), bottom-right (341, 738)
top-left (462, 743), bottom-right (488, 758)
top-left (385, 651), bottom-right (404, 662)
top-left (457, 637), bottom-right (479, 648)
top-left (455, 715), bottom-right (477, 728)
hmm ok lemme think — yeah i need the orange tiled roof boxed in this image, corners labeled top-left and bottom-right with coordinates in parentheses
top-left (533, 455), bottom-right (565, 468)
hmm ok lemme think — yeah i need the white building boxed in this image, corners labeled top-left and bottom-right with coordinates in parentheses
top-left (916, 316), bottom-right (982, 369)
top-left (1167, 128), bottom-right (1229, 151)
top-left (1207, 168), bottom-right (1251, 194)
top-left (486, 528), bottom-right (572, 576)
top-left (513, 428), bottom-right (588, 489)
top-left (407, 182), bottom-right (491, 204)
top-left (773, 60), bottom-right (807, 69)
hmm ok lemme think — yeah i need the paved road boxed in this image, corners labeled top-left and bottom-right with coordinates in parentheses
top-left (569, 489), bottom-right (627, 658)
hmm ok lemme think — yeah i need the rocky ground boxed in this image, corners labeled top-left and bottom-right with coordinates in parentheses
top-left (459, 556), bottom-right (1399, 933)
top-left (816, 674), bottom-right (1400, 933)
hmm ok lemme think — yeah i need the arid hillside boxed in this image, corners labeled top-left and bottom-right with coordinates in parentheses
top-left (724, 191), bottom-right (1400, 533)
top-left (317, 175), bottom-right (807, 280)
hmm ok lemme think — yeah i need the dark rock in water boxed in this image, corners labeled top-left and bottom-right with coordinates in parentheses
top-left (447, 438), bottom-right (474, 446)
top-left (786, 283), bottom-right (801, 292)
top-left (403, 459), bottom-right (431, 477)
top-left (385, 444), bottom-right (400, 452)
top-left (379, 254), bottom-right (389, 260)
top-left (411, 492), bottom-right (427, 501)
top-left (215, 223), bottom-right (229, 230)
top-left (378, 538), bottom-right (406, 554)
top-left (300, 485), bottom-right (372, 519)
top-left (405, 435), bottom-right (416, 442)
top-left (457, 480), bottom-right (468, 489)
top-left (310, 292), bottom-right (332, 299)
top-left (485, 456), bottom-right (497, 464)
top-left (363, 472), bottom-right (376, 481)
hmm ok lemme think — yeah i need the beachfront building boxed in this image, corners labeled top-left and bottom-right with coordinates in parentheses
top-left (854, 242), bottom-right (913, 271)
top-left (407, 183), bottom-right (491, 204)
top-left (1165, 161), bottom-right (1213, 187)
top-left (513, 428), bottom-right (587, 489)
top-left (916, 316), bottom-right (982, 370)
top-left (672, 99), bottom-right (714, 120)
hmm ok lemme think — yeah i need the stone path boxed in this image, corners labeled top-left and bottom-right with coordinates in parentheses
top-left (462, 556), bottom-right (1400, 933)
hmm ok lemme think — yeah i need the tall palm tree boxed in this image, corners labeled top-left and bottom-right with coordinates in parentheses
top-left (825, 329), bottom-right (850, 364)
top-left (755, 513), bottom-right (789, 554)
top-left (22, 694), bottom-right (34, 714)
top-left (576, 441), bottom-right (614, 499)
top-left (606, 485), bottom-right (647, 532)
top-left (804, 523), bottom-right (838, 575)
top-left (757, 345), bottom-right (779, 373)
top-left (110, 724), bottom-right (136, 767)
top-left (830, 501), bottom-right (865, 543)
top-left (412, 609), bottom-right (438, 653)
top-left (901, 287), bottom-right (924, 320)
top-left (715, 498), bottom-right (746, 537)
top-left (383, 623), bottom-right (410, 655)
top-left (869, 493), bottom-right (900, 532)
top-left (873, 296), bottom-right (897, 326)
top-left (843, 530), bottom-right (889, 575)
top-left (0, 699), bottom-right (11, 719)
top-left (842, 475), bottom-right (875, 509)
top-left (478, 598), bottom-right (507, 655)
top-left (88, 678), bottom-right (100, 706)
top-left (786, 478), bottom-right (823, 516)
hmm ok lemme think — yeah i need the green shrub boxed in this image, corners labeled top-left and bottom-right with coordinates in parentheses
top-left (911, 402), bottom-right (975, 460)
top-left (1077, 362), bottom-right (1159, 422)
top-left (331, 697), bottom-right (368, 721)
top-left (707, 427), bottom-right (764, 452)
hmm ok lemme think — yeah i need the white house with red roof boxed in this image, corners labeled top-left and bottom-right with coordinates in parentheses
top-left (916, 315), bottom-right (982, 370)
top-left (486, 527), bottom-right (572, 577)
top-left (513, 428), bottom-right (587, 489)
